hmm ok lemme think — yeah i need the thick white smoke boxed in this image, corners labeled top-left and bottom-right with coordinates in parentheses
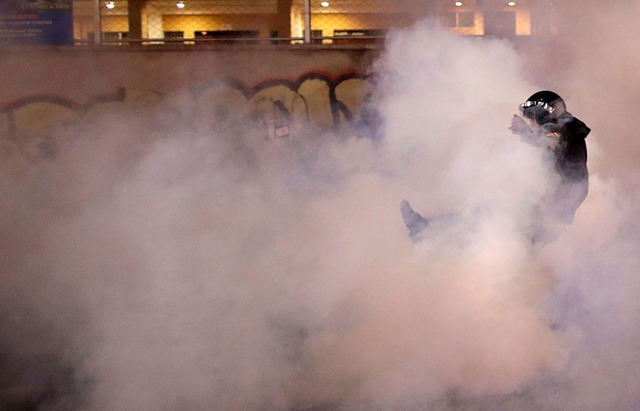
top-left (3, 4), bottom-right (640, 411)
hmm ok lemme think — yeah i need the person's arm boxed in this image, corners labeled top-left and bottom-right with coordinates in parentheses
top-left (509, 114), bottom-right (543, 145)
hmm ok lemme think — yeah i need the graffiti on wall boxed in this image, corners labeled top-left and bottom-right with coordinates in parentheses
top-left (0, 71), bottom-right (382, 158)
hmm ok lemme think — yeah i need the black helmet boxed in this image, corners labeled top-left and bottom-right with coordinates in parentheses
top-left (520, 90), bottom-right (564, 124)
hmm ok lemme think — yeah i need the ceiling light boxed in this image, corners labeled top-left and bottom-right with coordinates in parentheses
top-left (455, 1), bottom-right (463, 7)
top-left (176, 1), bottom-right (185, 8)
top-left (320, 1), bottom-right (330, 6)
top-left (106, 1), bottom-right (115, 9)
top-left (508, 1), bottom-right (516, 6)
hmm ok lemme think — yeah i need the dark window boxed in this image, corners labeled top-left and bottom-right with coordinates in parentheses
top-left (483, 11), bottom-right (516, 37)
top-left (441, 12), bottom-right (456, 28)
top-left (440, 12), bottom-right (473, 28)
top-left (458, 11), bottom-right (475, 27)
top-left (311, 29), bottom-right (323, 44)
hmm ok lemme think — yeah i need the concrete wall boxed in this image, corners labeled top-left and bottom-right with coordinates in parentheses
top-left (0, 46), bottom-right (383, 156)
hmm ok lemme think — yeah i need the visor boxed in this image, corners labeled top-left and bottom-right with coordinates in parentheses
top-left (519, 100), bottom-right (555, 113)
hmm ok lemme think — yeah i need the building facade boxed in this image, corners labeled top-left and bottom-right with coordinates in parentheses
top-left (69, 0), bottom-right (560, 45)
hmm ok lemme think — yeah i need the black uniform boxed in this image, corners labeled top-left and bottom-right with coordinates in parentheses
top-left (522, 111), bottom-right (590, 226)
top-left (402, 91), bottom-right (590, 247)
top-left (513, 110), bottom-right (589, 247)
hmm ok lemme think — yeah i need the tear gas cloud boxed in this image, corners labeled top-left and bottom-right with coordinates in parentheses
top-left (2, 4), bottom-right (640, 410)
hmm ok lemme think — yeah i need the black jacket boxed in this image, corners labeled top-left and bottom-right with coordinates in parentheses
top-left (522, 112), bottom-right (590, 184)
top-left (548, 112), bottom-right (590, 184)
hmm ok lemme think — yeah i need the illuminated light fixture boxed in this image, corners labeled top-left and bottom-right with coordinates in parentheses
top-left (455, 1), bottom-right (463, 7)
top-left (176, 1), bottom-right (185, 8)
top-left (507, 1), bottom-right (516, 5)
top-left (106, 1), bottom-right (115, 9)
top-left (320, 1), bottom-right (330, 6)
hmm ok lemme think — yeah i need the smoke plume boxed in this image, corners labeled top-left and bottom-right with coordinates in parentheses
top-left (3, 4), bottom-right (640, 410)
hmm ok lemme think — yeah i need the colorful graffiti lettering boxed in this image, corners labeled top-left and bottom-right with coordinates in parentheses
top-left (0, 72), bottom-right (381, 158)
